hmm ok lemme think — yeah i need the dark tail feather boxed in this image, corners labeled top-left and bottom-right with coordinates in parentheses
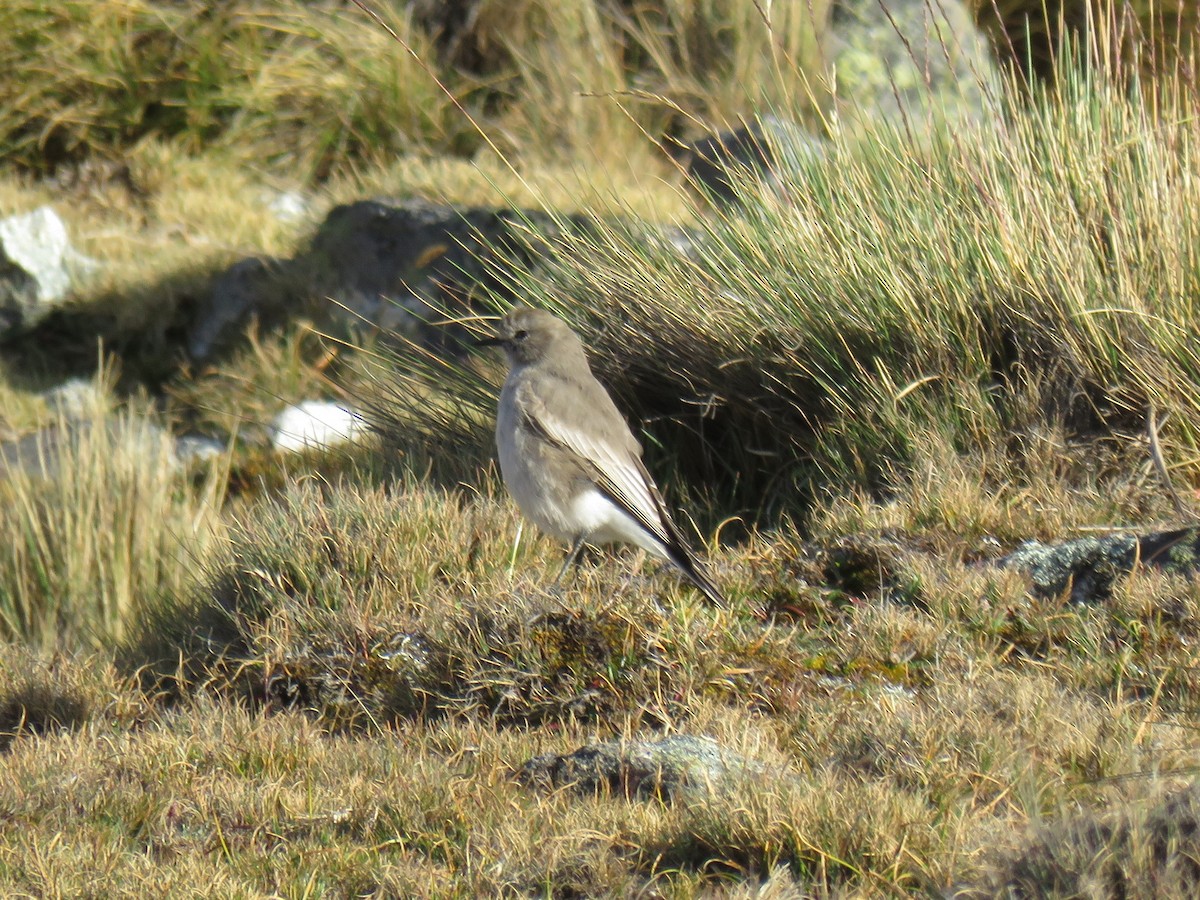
top-left (593, 472), bottom-right (727, 605)
top-left (667, 545), bottom-right (726, 606)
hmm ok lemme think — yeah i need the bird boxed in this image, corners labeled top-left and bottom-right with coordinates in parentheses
top-left (476, 305), bottom-right (726, 606)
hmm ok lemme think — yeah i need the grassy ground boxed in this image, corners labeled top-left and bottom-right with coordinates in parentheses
top-left (2, 1), bottom-right (1200, 896)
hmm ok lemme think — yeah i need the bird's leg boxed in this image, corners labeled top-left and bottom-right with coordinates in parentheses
top-left (554, 534), bottom-right (589, 586)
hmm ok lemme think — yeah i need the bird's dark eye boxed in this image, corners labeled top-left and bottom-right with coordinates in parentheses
top-left (513, 329), bottom-right (529, 341)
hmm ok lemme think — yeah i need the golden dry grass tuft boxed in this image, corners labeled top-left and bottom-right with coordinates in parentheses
top-left (0, 383), bottom-right (227, 650)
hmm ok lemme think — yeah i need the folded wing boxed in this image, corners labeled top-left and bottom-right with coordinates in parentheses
top-left (516, 375), bottom-right (725, 605)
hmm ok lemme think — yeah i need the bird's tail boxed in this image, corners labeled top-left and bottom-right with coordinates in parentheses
top-left (666, 545), bottom-right (726, 606)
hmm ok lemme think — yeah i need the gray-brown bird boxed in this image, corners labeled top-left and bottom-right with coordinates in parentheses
top-left (477, 305), bottom-right (725, 605)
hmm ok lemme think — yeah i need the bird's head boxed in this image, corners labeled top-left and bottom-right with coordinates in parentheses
top-left (475, 305), bottom-right (585, 368)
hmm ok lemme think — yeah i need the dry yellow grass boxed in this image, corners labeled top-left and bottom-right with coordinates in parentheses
top-left (2, 3), bottom-right (1200, 896)
top-left (3, 449), bottom-right (1200, 894)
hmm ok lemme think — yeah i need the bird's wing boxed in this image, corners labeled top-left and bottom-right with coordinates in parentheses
top-left (515, 375), bottom-right (681, 550)
top-left (515, 370), bottom-right (727, 606)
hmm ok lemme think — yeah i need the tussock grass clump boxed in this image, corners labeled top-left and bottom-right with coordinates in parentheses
top-left (0, 646), bottom-right (149, 752)
top-left (0, 1), bottom-right (469, 179)
top-left (490, 0), bottom-right (827, 167)
top-left (969, 781), bottom-right (1200, 898)
top-left (0, 393), bottom-right (226, 649)
top-left (130, 480), bottom-right (812, 730)
top-left (971, 0), bottom-right (1198, 80)
top-left (0, 0), bottom-right (828, 182)
top-left (426, 59), bottom-right (1200, 524)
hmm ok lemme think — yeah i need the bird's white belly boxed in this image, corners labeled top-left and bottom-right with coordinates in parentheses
top-left (497, 424), bottom-right (666, 560)
top-left (496, 422), bottom-right (572, 540)
top-left (570, 489), bottom-right (667, 558)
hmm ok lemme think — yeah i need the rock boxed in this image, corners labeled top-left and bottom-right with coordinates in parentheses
top-left (518, 735), bottom-right (769, 801)
top-left (827, 0), bottom-right (1000, 131)
top-left (187, 257), bottom-right (288, 361)
top-left (304, 199), bottom-right (561, 346)
top-left (188, 199), bottom-right (584, 361)
top-left (0, 418), bottom-right (175, 481)
top-left (1001, 528), bottom-right (1200, 604)
top-left (264, 190), bottom-right (312, 224)
top-left (679, 116), bottom-right (827, 204)
top-left (173, 434), bottom-right (226, 465)
top-left (0, 207), bottom-right (76, 339)
top-left (40, 377), bottom-right (103, 420)
top-left (271, 401), bottom-right (366, 453)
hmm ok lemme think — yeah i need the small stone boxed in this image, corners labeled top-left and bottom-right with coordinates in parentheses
top-left (271, 401), bottom-right (365, 453)
top-left (40, 378), bottom-right (103, 420)
top-left (265, 190), bottom-right (312, 224)
top-left (519, 735), bottom-right (771, 801)
top-left (173, 434), bottom-right (226, 465)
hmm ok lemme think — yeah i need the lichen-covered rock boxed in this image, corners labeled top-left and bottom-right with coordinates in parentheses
top-left (827, 0), bottom-right (1000, 131)
top-left (519, 735), bottom-right (770, 801)
top-left (1002, 528), bottom-right (1200, 604)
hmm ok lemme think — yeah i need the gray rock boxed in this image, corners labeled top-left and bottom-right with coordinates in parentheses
top-left (680, 116), bottom-right (827, 204)
top-left (187, 256), bottom-right (288, 361)
top-left (518, 735), bottom-right (769, 801)
top-left (173, 434), bottom-right (226, 465)
top-left (1001, 528), bottom-right (1200, 604)
top-left (187, 199), bottom-right (583, 361)
top-left (0, 206), bottom-right (75, 339)
top-left (827, 0), bottom-right (1000, 130)
top-left (40, 377), bottom-right (103, 420)
top-left (0, 409), bottom-right (223, 476)
top-left (0, 418), bottom-right (175, 481)
top-left (304, 199), bottom-right (547, 344)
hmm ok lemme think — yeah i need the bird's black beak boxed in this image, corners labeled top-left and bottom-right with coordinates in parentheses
top-left (474, 335), bottom-right (504, 348)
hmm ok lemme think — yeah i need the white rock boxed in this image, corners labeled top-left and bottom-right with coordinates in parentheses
top-left (271, 401), bottom-right (365, 453)
top-left (0, 206), bottom-right (71, 304)
top-left (264, 190), bottom-right (312, 224)
top-left (41, 377), bottom-right (104, 419)
top-left (173, 434), bottom-right (226, 465)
